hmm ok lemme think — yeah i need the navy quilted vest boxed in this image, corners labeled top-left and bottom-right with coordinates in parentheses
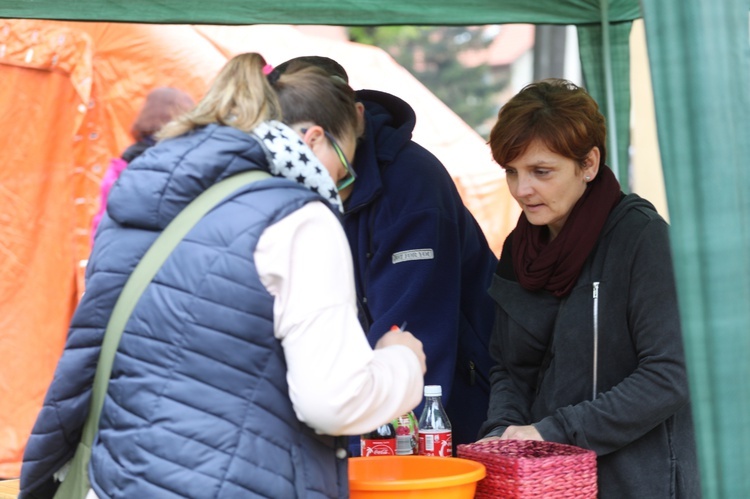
top-left (20, 125), bottom-right (349, 499)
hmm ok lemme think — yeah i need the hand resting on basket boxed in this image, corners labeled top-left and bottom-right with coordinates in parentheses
top-left (477, 424), bottom-right (544, 443)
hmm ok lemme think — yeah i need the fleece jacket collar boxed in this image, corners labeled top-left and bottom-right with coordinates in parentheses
top-left (345, 90), bottom-right (416, 213)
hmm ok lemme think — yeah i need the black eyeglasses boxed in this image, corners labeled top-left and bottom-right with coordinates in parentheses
top-left (302, 128), bottom-right (357, 191)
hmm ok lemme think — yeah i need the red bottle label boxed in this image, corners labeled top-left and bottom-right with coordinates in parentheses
top-left (418, 430), bottom-right (452, 457)
top-left (361, 438), bottom-right (397, 457)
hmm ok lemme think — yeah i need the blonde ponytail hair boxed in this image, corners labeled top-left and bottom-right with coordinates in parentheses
top-left (157, 53), bottom-right (281, 139)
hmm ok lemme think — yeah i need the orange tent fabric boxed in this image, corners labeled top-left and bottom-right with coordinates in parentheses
top-left (0, 22), bottom-right (88, 478)
top-left (0, 19), bottom-right (216, 477)
top-left (0, 20), bottom-right (518, 477)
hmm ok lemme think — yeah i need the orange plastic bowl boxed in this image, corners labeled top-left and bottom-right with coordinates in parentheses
top-left (348, 456), bottom-right (486, 498)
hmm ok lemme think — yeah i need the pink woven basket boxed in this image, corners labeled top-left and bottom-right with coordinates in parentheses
top-left (457, 439), bottom-right (597, 498)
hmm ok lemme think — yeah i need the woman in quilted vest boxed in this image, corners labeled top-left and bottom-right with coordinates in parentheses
top-left (20, 53), bottom-right (426, 499)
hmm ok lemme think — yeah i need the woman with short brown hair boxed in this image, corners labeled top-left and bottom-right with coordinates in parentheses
top-left (479, 78), bottom-right (699, 498)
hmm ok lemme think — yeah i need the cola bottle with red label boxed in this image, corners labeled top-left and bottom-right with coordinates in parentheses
top-left (360, 421), bottom-right (397, 457)
top-left (417, 385), bottom-right (453, 457)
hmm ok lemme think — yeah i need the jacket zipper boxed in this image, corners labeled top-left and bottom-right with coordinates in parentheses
top-left (592, 282), bottom-right (600, 400)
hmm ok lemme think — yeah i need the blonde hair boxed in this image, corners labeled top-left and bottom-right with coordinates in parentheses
top-left (158, 53), bottom-right (282, 139)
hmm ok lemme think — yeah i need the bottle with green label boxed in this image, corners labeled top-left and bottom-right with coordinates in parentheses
top-left (392, 411), bottom-right (419, 455)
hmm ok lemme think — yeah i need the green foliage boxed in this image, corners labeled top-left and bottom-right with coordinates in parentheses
top-left (348, 26), bottom-right (422, 47)
top-left (348, 26), bottom-right (502, 136)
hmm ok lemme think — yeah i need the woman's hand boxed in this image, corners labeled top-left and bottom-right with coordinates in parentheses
top-left (500, 425), bottom-right (544, 441)
top-left (375, 329), bottom-right (427, 375)
top-left (476, 435), bottom-right (502, 444)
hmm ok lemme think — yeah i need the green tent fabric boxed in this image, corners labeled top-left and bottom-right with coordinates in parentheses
top-left (2, 1), bottom-right (749, 497)
top-left (577, 21), bottom-right (632, 186)
top-left (640, 0), bottom-right (750, 497)
top-left (2, 0), bottom-right (641, 26)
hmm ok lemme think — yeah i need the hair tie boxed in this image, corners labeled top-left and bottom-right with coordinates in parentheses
top-left (262, 64), bottom-right (274, 76)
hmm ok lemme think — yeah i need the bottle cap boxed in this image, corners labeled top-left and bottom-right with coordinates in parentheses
top-left (424, 385), bottom-right (442, 397)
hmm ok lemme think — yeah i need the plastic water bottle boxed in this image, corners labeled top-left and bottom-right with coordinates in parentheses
top-left (417, 385), bottom-right (452, 457)
top-left (360, 421), bottom-right (397, 456)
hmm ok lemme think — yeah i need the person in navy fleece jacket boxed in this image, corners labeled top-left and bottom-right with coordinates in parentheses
top-left (271, 58), bottom-right (498, 454)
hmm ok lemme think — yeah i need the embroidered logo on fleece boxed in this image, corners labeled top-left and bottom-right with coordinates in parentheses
top-left (392, 249), bottom-right (435, 264)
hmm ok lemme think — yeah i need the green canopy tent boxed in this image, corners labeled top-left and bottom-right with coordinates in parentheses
top-left (1, 1), bottom-right (748, 496)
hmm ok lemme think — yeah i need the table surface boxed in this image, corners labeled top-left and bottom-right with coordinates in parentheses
top-left (0, 479), bottom-right (19, 498)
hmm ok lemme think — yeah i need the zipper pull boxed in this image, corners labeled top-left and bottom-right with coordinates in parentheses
top-left (469, 360), bottom-right (476, 386)
top-left (593, 282), bottom-right (599, 299)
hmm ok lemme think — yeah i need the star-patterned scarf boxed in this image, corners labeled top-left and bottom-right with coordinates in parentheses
top-left (252, 121), bottom-right (344, 213)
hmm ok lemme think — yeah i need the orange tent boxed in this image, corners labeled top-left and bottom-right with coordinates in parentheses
top-left (0, 19), bottom-right (518, 476)
top-left (0, 20), bottom-right (218, 477)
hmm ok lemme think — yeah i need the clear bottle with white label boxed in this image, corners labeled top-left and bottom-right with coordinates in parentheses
top-left (417, 385), bottom-right (452, 457)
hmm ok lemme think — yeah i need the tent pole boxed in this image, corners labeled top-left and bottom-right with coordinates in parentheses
top-left (600, 0), bottom-right (623, 184)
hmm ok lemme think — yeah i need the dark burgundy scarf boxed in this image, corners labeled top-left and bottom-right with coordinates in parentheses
top-left (511, 165), bottom-right (622, 297)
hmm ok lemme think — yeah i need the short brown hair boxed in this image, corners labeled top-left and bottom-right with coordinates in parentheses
top-left (489, 79), bottom-right (606, 169)
top-left (131, 87), bottom-right (195, 141)
top-left (268, 56), bottom-right (349, 85)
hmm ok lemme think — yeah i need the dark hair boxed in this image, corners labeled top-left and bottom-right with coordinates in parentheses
top-left (268, 56), bottom-right (349, 85)
top-left (489, 78), bottom-right (606, 170)
top-left (131, 87), bottom-right (195, 141)
top-left (270, 64), bottom-right (358, 140)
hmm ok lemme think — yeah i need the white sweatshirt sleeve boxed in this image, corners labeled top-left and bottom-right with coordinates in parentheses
top-left (255, 201), bottom-right (423, 436)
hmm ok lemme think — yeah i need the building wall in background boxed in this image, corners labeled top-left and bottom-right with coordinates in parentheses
top-left (630, 19), bottom-right (668, 220)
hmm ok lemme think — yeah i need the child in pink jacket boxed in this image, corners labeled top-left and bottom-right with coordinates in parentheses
top-left (91, 87), bottom-right (195, 242)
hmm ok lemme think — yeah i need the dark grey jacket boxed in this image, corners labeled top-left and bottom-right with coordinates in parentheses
top-left (481, 194), bottom-right (700, 498)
